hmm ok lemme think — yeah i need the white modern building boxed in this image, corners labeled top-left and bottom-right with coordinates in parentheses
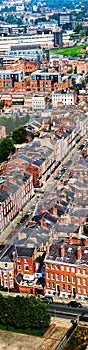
top-left (52, 90), bottom-right (76, 107)
top-left (32, 94), bottom-right (48, 110)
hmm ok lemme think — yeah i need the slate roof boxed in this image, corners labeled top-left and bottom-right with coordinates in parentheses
top-left (0, 188), bottom-right (8, 203)
top-left (16, 246), bottom-right (35, 258)
top-left (45, 242), bottom-right (88, 266)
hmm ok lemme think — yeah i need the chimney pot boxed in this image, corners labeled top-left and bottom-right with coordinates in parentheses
top-left (46, 243), bottom-right (49, 255)
top-left (60, 244), bottom-right (64, 258)
top-left (77, 246), bottom-right (81, 260)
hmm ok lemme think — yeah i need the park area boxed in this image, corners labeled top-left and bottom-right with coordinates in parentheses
top-left (51, 45), bottom-right (86, 56)
top-left (64, 326), bottom-right (88, 350)
top-left (0, 318), bottom-right (71, 350)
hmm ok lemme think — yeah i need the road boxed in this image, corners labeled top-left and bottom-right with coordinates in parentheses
top-left (48, 302), bottom-right (88, 320)
top-left (0, 134), bottom-right (86, 246)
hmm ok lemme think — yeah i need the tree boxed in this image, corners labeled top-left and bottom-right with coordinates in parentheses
top-left (84, 224), bottom-right (88, 235)
top-left (0, 294), bottom-right (51, 335)
top-left (12, 127), bottom-right (28, 144)
top-left (0, 137), bottom-right (15, 162)
top-left (16, 18), bottom-right (23, 26)
top-left (74, 23), bottom-right (82, 33)
top-left (6, 15), bottom-right (17, 25)
top-left (0, 101), bottom-right (4, 110)
top-left (0, 114), bottom-right (29, 135)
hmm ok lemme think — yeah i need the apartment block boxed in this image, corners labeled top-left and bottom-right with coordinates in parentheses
top-left (0, 244), bottom-right (45, 295)
top-left (0, 171), bottom-right (34, 233)
top-left (29, 70), bottom-right (72, 93)
top-left (0, 33), bottom-right (54, 54)
top-left (44, 237), bottom-right (88, 299)
top-left (32, 93), bottom-right (48, 110)
top-left (0, 70), bottom-right (23, 92)
top-left (52, 90), bottom-right (77, 107)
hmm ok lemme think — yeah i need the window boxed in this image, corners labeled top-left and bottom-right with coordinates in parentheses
top-left (51, 264), bottom-right (54, 269)
top-left (78, 287), bottom-right (81, 293)
top-left (5, 263), bottom-right (7, 268)
top-left (62, 275), bottom-right (65, 282)
top-left (56, 274), bottom-right (59, 281)
top-left (61, 266), bottom-right (64, 271)
top-left (18, 265), bottom-right (21, 270)
top-left (47, 272), bottom-right (50, 279)
top-left (83, 279), bottom-right (86, 286)
top-left (52, 273), bottom-right (54, 280)
top-left (67, 276), bottom-right (70, 282)
top-left (83, 269), bottom-right (86, 275)
top-left (52, 282), bottom-right (55, 289)
top-left (78, 278), bottom-right (81, 285)
top-left (47, 282), bottom-right (50, 288)
top-left (25, 266), bottom-right (29, 271)
top-left (24, 259), bottom-right (27, 263)
top-left (68, 285), bottom-right (70, 291)
top-left (10, 272), bottom-right (12, 278)
top-left (10, 281), bottom-right (13, 287)
top-left (62, 284), bottom-right (65, 291)
top-left (71, 267), bottom-right (75, 272)
top-left (66, 267), bottom-right (70, 272)
top-left (4, 281), bottom-right (8, 287)
top-left (72, 277), bottom-right (75, 284)
top-left (4, 273), bottom-right (7, 278)
top-left (84, 288), bottom-right (86, 294)
top-left (6, 81), bottom-right (10, 87)
top-left (78, 269), bottom-right (80, 274)
top-left (56, 265), bottom-right (59, 270)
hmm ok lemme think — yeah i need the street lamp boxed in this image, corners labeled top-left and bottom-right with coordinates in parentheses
top-left (5, 313), bottom-right (8, 330)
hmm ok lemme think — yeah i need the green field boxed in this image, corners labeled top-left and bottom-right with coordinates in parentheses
top-left (51, 45), bottom-right (86, 56)
top-left (64, 326), bottom-right (88, 350)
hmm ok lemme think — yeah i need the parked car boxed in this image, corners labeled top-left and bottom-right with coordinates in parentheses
top-left (68, 301), bottom-right (82, 308)
top-left (42, 296), bottom-right (53, 304)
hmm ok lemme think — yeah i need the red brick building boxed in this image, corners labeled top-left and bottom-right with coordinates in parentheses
top-left (0, 245), bottom-right (44, 295)
top-left (44, 237), bottom-right (88, 299)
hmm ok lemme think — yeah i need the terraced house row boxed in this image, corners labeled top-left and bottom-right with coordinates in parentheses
top-left (0, 143), bottom-right (88, 298)
top-left (0, 108), bottom-right (87, 231)
top-left (0, 235), bottom-right (88, 299)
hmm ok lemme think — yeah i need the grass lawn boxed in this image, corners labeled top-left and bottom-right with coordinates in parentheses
top-left (0, 324), bottom-right (43, 337)
top-left (51, 45), bottom-right (86, 56)
top-left (64, 326), bottom-right (88, 350)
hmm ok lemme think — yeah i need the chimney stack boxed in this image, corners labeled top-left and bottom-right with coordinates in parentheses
top-left (77, 246), bottom-right (81, 260)
top-left (46, 242), bottom-right (49, 255)
top-left (60, 244), bottom-right (65, 258)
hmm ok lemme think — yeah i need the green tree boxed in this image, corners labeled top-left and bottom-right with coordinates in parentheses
top-left (0, 114), bottom-right (29, 135)
top-left (84, 224), bottom-right (88, 235)
top-left (12, 127), bottom-right (28, 144)
top-left (6, 15), bottom-right (17, 24)
top-left (0, 294), bottom-right (51, 335)
top-left (0, 101), bottom-right (4, 109)
top-left (16, 18), bottom-right (23, 26)
top-left (74, 23), bottom-right (82, 33)
top-left (0, 137), bottom-right (15, 162)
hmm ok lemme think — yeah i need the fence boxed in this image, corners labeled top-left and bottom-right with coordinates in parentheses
top-left (56, 322), bottom-right (77, 350)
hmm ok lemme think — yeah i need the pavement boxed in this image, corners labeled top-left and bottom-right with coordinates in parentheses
top-left (0, 318), bottom-right (71, 350)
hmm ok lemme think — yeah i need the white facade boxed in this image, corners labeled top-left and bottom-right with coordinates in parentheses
top-left (52, 91), bottom-right (75, 107)
top-left (0, 34), bottom-right (54, 52)
top-left (32, 95), bottom-right (47, 110)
